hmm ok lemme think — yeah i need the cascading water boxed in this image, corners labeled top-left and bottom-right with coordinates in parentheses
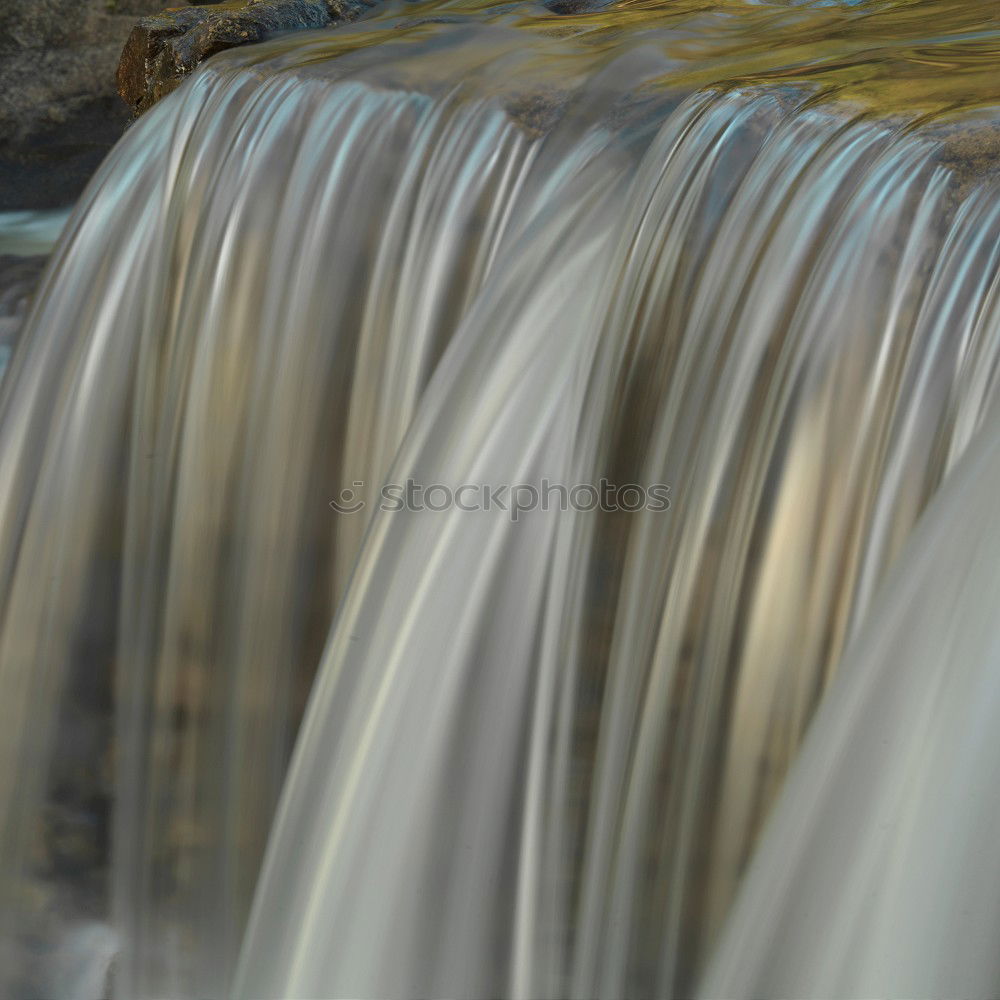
top-left (1, 2), bottom-right (1000, 998)
top-left (702, 403), bottom-right (1000, 999)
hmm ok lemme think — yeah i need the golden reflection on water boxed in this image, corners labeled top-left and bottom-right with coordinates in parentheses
top-left (244, 0), bottom-right (1000, 121)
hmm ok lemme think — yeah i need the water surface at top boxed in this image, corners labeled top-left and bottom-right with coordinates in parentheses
top-left (240, 0), bottom-right (1000, 121)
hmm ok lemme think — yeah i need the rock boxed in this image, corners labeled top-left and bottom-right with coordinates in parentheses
top-left (0, 0), bottom-right (376, 207)
top-left (0, 0), bottom-right (167, 209)
top-left (934, 119), bottom-right (1000, 206)
top-left (117, 0), bottom-right (374, 115)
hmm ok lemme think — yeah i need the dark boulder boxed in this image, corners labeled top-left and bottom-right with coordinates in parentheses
top-left (117, 0), bottom-right (373, 115)
top-left (0, 0), bottom-right (166, 209)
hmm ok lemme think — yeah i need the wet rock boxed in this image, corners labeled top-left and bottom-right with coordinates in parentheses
top-left (0, 0), bottom-right (166, 209)
top-left (117, 0), bottom-right (374, 115)
top-left (934, 120), bottom-right (1000, 205)
top-left (504, 90), bottom-right (568, 138)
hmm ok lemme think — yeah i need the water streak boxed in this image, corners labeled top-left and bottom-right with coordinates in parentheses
top-left (702, 401), bottom-right (1000, 999)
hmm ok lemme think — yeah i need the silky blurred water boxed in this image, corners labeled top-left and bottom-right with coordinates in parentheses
top-left (0, 3), bottom-right (999, 999)
top-left (0, 212), bottom-right (70, 258)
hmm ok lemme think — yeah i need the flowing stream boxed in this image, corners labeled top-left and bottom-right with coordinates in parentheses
top-left (1, 2), bottom-right (1000, 998)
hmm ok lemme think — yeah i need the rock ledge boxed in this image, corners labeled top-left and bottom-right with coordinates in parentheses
top-left (117, 0), bottom-right (372, 114)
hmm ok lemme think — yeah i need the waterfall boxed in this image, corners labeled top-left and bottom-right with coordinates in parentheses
top-left (1, 5), bottom-right (1000, 999)
top-left (702, 406), bottom-right (1000, 999)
